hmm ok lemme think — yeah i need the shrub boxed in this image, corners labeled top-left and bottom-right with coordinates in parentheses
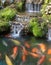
top-left (29, 18), bottom-right (48, 37)
top-left (42, 14), bottom-right (51, 22)
top-left (0, 7), bottom-right (16, 21)
top-left (0, 20), bottom-right (10, 34)
top-left (33, 25), bottom-right (44, 37)
top-left (16, 1), bottom-right (25, 12)
top-left (41, 22), bottom-right (48, 35)
top-left (16, 2), bottom-right (23, 12)
top-left (41, 0), bottom-right (49, 14)
top-left (29, 18), bottom-right (38, 32)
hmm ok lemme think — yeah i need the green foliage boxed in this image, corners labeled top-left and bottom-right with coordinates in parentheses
top-left (0, 20), bottom-right (10, 34)
top-left (44, 0), bottom-right (49, 4)
top-left (41, 0), bottom-right (49, 14)
top-left (42, 14), bottom-right (51, 22)
top-left (0, 7), bottom-right (16, 34)
top-left (16, 1), bottom-right (25, 12)
top-left (0, 7), bottom-right (16, 21)
top-left (41, 0), bottom-right (51, 23)
top-left (41, 22), bottom-right (48, 35)
top-left (49, 0), bottom-right (51, 2)
top-left (16, 2), bottom-right (23, 12)
top-left (41, 4), bottom-right (47, 14)
top-left (29, 18), bottom-right (48, 37)
top-left (29, 18), bottom-right (38, 32)
top-left (0, 0), bottom-right (1, 5)
top-left (33, 25), bottom-right (44, 37)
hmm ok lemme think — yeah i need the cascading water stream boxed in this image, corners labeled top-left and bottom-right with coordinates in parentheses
top-left (1, 0), bottom-right (5, 4)
top-left (26, 3), bottom-right (33, 12)
top-left (48, 29), bottom-right (51, 41)
top-left (26, 3), bottom-right (40, 12)
top-left (11, 23), bottom-right (24, 38)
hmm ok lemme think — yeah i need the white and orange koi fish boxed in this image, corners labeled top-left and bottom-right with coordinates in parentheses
top-left (29, 52), bottom-right (39, 58)
top-left (38, 43), bottom-right (46, 53)
top-left (11, 46), bottom-right (18, 60)
top-left (21, 45), bottom-right (28, 62)
top-left (24, 42), bottom-right (30, 48)
top-left (37, 55), bottom-right (45, 65)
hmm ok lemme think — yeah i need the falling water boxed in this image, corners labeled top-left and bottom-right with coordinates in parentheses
top-left (26, 3), bottom-right (40, 12)
top-left (1, 0), bottom-right (5, 4)
top-left (26, 3), bottom-right (33, 12)
top-left (48, 29), bottom-right (51, 41)
top-left (11, 23), bottom-right (24, 38)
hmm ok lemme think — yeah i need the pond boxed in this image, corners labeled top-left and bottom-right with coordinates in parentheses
top-left (0, 60), bottom-right (7, 65)
top-left (0, 36), bottom-right (51, 65)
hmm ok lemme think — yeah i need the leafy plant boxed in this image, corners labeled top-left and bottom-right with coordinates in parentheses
top-left (16, 2), bottom-right (23, 12)
top-left (16, 1), bottom-right (25, 12)
top-left (29, 18), bottom-right (48, 37)
top-left (29, 18), bottom-right (38, 32)
top-left (41, 0), bottom-right (49, 14)
top-left (0, 20), bottom-right (10, 34)
top-left (33, 25), bottom-right (44, 37)
top-left (0, 7), bottom-right (16, 21)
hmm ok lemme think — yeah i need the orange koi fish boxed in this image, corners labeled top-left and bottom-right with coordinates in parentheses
top-left (32, 48), bottom-right (39, 53)
top-left (47, 48), bottom-right (51, 55)
top-left (21, 45), bottom-right (28, 62)
top-left (22, 55), bottom-right (26, 62)
top-left (23, 49), bottom-right (28, 55)
top-left (37, 55), bottom-right (45, 65)
top-left (24, 42), bottom-right (30, 48)
top-left (13, 46), bottom-right (18, 55)
top-left (21, 46), bottom-right (28, 55)
top-left (29, 52), bottom-right (39, 58)
top-left (49, 58), bottom-right (51, 62)
top-left (38, 43), bottom-right (46, 52)
top-left (11, 46), bottom-right (18, 60)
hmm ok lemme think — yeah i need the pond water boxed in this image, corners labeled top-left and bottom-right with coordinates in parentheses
top-left (0, 60), bottom-right (7, 65)
top-left (0, 36), bottom-right (51, 65)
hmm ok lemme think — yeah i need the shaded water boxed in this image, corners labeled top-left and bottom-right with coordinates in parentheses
top-left (0, 60), bottom-right (7, 65)
top-left (0, 36), bottom-right (51, 65)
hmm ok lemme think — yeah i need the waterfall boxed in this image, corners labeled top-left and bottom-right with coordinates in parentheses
top-left (26, 3), bottom-right (33, 12)
top-left (26, 3), bottom-right (40, 12)
top-left (1, 0), bottom-right (5, 4)
top-left (11, 23), bottom-right (24, 38)
top-left (48, 29), bottom-right (51, 41)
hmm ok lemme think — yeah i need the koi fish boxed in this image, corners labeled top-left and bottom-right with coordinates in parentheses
top-left (38, 43), bottom-right (46, 52)
top-left (29, 52), bottom-right (39, 58)
top-left (5, 55), bottom-right (13, 65)
top-left (37, 55), bottom-right (45, 65)
top-left (31, 48), bottom-right (39, 53)
top-left (21, 46), bottom-right (28, 62)
top-left (47, 48), bottom-right (51, 55)
top-left (49, 58), bottom-right (51, 62)
top-left (21, 46), bottom-right (28, 55)
top-left (22, 55), bottom-right (26, 62)
top-left (23, 49), bottom-right (28, 55)
top-left (10, 46), bottom-right (18, 60)
top-left (24, 42), bottom-right (30, 48)
top-left (13, 46), bottom-right (18, 55)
